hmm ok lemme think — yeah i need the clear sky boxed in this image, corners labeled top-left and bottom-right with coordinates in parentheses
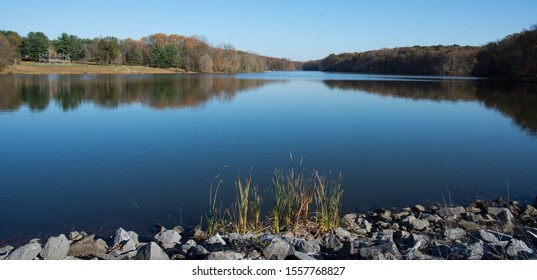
top-left (1, 0), bottom-right (536, 61)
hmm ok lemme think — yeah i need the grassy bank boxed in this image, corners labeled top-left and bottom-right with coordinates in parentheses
top-left (0, 62), bottom-right (194, 75)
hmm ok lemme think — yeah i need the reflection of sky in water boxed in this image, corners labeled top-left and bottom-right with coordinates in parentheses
top-left (0, 73), bottom-right (536, 245)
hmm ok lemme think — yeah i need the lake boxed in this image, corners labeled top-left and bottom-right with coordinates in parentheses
top-left (1, 71), bottom-right (536, 245)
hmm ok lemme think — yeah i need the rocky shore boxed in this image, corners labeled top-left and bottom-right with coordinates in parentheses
top-left (2, 198), bottom-right (536, 260)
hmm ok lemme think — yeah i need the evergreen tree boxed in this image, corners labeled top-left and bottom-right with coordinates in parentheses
top-left (20, 32), bottom-right (49, 61)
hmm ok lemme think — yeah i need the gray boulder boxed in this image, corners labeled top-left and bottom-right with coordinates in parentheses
top-left (113, 227), bottom-right (130, 245)
top-left (295, 239), bottom-right (321, 255)
top-left (187, 245), bottom-right (209, 260)
top-left (450, 240), bottom-right (484, 260)
top-left (293, 251), bottom-right (318, 260)
top-left (359, 241), bottom-right (401, 260)
top-left (206, 233), bottom-right (226, 245)
top-left (67, 231), bottom-right (84, 242)
top-left (208, 251), bottom-right (243, 260)
top-left (402, 215), bottom-right (430, 231)
top-left (68, 236), bottom-right (108, 258)
top-left (0, 246), bottom-right (14, 260)
top-left (375, 208), bottom-right (392, 222)
top-left (128, 231), bottom-right (139, 245)
top-left (322, 234), bottom-right (342, 251)
top-left (437, 206), bottom-right (465, 218)
top-left (444, 228), bottom-right (467, 240)
top-left (134, 242), bottom-right (169, 260)
top-left (41, 234), bottom-right (70, 260)
top-left (7, 242), bottom-right (42, 260)
top-left (505, 239), bottom-right (534, 259)
top-left (335, 227), bottom-right (352, 239)
top-left (155, 229), bottom-right (182, 249)
top-left (262, 238), bottom-right (295, 260)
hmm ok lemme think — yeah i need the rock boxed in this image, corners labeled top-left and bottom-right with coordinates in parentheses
top-left (359, 241), bottom-right (401, 260)
top-left (322, 234), bottom-right (342, 251)
top-left (505, 239), bottom-right (534, 259)
top-left (68, 231), bottom-right (83, 242)
top-left (405, 248), bottom-right (438, 260)
top-left (207, 233), bottom-right (226, 245)
top-left (371, 231), bottom-right (394, 243)
top-left (128, 231), bottom-right (139, 245)
top-left (0, 246), bottom-right (14, 260)
top-left (398, 233), bottom-right (429, 251)
top-left (437, 206), bottom-right (465, 218)
top-left (465, 240), bottom-right (484, 260)
top-left (113, 227), bottom-right (130, 245)
top-left (227, 233), bottom-right (243, 243)
top-left (444, 228), bottom-right (467, 240)
top-left (496, 208), bottom-right (514, 224)
top-left (393, 211), bottom-right (410, 220)
top-left (172, 225), bottom-right (184, 234)
top-left (487, 207), bottom-right (504, 217)
top-left (459, 220), bottom-right (485, 232)
top-left (258, 233), bottom-right (276, 244)
top-left (110, 238), bottom-right (137, 259)
top-left (431, 242), bottom-right (451, 259)
top-left (248, 249), bottom-right (261, 260)
top-left (155, 229), bottom-right (182, 249)
top-left (187, 245), bottom-right (209, 260)
top-left (134, 242), bottom-right (169, 260)
top-left (483, 241), bottom-right (509, 260)
top-left (375, 208), bottom-right (392, 222)
top-left (208, 251), bottom-right (243, 260)
top-left (68, 237), bottom-right (108, 258)
top-left (468, 213), bottom-right (485, 223)
top-left (414, 204), bottom-right (426, 213)
top-left (402, 215), bottom-right (430, 231)
top-left (476, 230), bottom-right (500, 243)
top-left (7, 242), bottom-right (42, 260)
top-left (41, 234), bottom-right (70, 260)
top-left (335, 227), bottom-right (351, 239)
top-left (523, 205), bottom-right (537, 216)
top-left (342, 214), bottom-right (358, 228)
top-left (192, 227), bottom-right (207, 240)
top-left (449, 240), bottom-right (484, 260)
top-left (295, 239), bottom-right (321, 255)
top-left (424, 214), bottom-right (442, 224)
top-left (293, 251), bottom-right (318, 260)
top-left (262, 238), bottom-right (295, 260)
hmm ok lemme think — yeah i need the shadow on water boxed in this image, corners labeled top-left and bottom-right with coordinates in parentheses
top-left (322, 79), bottom-right (537, 136)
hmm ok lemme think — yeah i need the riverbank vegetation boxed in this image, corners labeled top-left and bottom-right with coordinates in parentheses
top-left (205, 166), bottom-right (344, 236)
top-left (0, 30), bottom-right (300, 73)
top-left (304, 25), bottom-right (537, 80)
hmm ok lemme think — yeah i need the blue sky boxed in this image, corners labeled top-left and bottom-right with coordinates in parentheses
top-left (2, 0), bottom-right (536, 61)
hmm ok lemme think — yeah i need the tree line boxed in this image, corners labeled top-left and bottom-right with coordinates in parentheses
top-left (304, 25), bottom-right (537, 80)
top-left (0, 31), bottom-right (301, 73)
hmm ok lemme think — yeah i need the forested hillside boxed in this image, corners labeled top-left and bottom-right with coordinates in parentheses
top-left (0, 31), bottom-right (300, 73)
top-left (304, 25), bottom-right (537, 80)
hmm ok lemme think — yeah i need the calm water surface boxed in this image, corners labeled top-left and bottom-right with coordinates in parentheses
top-left (1, 72), bottom-right (536, 244)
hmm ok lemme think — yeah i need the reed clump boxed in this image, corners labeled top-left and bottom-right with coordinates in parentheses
top-left (206, 166), bottom-right (343, 236)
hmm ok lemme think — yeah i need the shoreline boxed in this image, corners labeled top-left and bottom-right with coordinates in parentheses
top-left (0, 62), bottom-right (197, 75)
top-left (2, 197), bottom-right (536, 260)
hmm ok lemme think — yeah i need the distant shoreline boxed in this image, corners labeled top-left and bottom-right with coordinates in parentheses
top-left (0, 62), bottom-right (197, 75)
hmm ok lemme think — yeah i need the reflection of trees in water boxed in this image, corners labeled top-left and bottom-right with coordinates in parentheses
top-left (323, 79), bottom-right (537, 136)
top-left (0, 75), bottom-right (277, 112)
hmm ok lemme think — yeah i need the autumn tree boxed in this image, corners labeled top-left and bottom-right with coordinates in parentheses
top-left (0, 30), bottom-right (22, 55)
top-left (96, 36), bottom-right (121, 65)
top-left (0, 35), bottom-right (18, 69)
top-left (200, 53), bottom-right (213, 73)
top-left (120, 38), bottom-right (145, 66)
top-left (20, 32), bottom-right (50, 61)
